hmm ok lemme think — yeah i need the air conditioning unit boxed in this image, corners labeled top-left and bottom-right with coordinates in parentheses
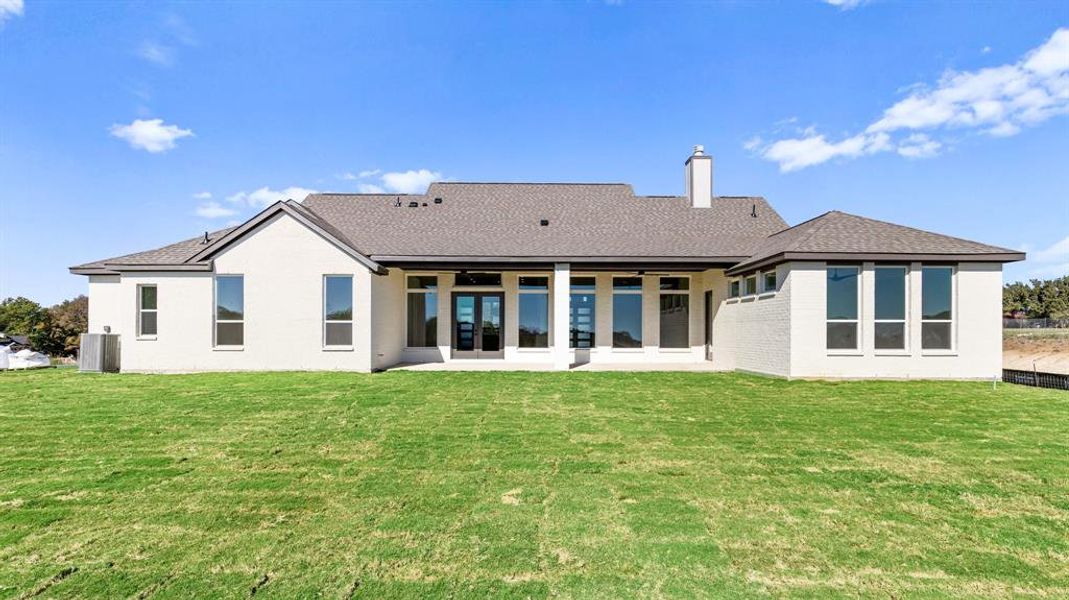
top-left (78, 333), bottom-right (121, 373)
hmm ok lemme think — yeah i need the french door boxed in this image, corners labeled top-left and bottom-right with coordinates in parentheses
top-left (452, 292), bottom-right (504, 359)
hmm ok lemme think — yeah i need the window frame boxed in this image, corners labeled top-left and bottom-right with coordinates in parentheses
top-left (825, 265), bottom-right (860, 353)
top-left (729, 279), bottom-right (740, 299)
top-left (569, 276), bottom-right (597, 349)
top-left (658, 275), bottom-right (690, 350)
top-left (213, 274), bottom-right (245, 349)
top-left (324, 274), bottom-right (355, 349)
top-left (517, 274), bottom-right (550, 350)
top-left (761, 271), bottom-right (777, 294)
top-left (611, 276), bottom-right (643, 350)
top-left (137, 284), bottom-right (158, 339)
top-left (921, 265), bottom-right (956, 353)
top-left (404, 274), bottom-right (438, 349)
top-left (744, 274), bottom-right (758, 297)
top-left (874, 265), bottom-right (908, 353)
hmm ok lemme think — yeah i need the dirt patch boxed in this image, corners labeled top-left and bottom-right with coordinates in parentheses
top-left (501, 488), bottom-right (522, 505)
top-left (1003, 330), bottom-right (1069, 374)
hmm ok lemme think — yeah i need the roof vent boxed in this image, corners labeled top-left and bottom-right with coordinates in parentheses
top-left (433, 197), bottom-right (443, 204)
top-left (201, 231), bottom-right (209, 244)
top-left (751, 203), bottom-right (757, 218)
top-left (408, 201), bottom-right (419, 208)
top-left (540, 219), bottom-right (549, 226)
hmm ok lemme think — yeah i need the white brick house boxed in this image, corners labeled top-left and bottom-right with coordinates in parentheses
top-left (71, 147), bottom-right (1023, 378)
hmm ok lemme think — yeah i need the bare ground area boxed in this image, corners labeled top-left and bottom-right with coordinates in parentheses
top-left (1004, 329), bottom-right (1069, 374)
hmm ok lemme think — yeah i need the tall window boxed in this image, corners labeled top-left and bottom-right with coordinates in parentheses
top-left (406, 276), bottom-right (437, 348)
top-left (518, 276), bottom-right (549, 348)
top-left (215, 275), bottom-right (244, 347)
top-left (612, 277), bottom-right (642, 348)
top-left (826, 267), bottom-right (858, 350)
top-left (570, 277), bottom-right (596, 348)
top-left (729, 280), bottom-right (740, 298)
top-left (138, 285), bottom-right (157, 337)
top-left (922, 266), bottom-right (953, 350)
top-left (659, 277), bottom-right (689, 348)
top-left (325, 275), bottom-right (354, 347)
top-left (875, 267), bottom-right (906, 350)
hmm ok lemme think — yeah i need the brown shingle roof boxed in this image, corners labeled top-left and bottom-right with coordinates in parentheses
top-left (302, 182), bottom-right (786, 259)
top-left (70, 227), bottom-right (236, 273)
top-left (727, 211), bottom-right (1024, 274)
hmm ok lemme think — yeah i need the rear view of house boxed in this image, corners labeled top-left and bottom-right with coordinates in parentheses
top-left (70, 146), bottom-right (1023, 378)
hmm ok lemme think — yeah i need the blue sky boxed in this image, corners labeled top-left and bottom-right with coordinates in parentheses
top-left (1, 0), bottom-right (1067, 305)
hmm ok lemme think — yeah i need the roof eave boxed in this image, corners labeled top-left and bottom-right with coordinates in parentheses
top-left (726, 251), bottom-right (1027, 276)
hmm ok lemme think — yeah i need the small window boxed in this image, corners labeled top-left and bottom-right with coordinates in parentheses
top-left (659, 276), bottom-right (689, 348)
top-left (518, 277), bottom-right (549, 348)
top-left (921, 266), bottom-right (954, 350)
top-left (518, 276), bottom-right (549, 290)
top-left (325, 276), bottom-right (354, 347)
top-left (762, 271), bottom-right (777, 293)
top-left (613, 276), bottom-right (643, 348)
top-left (875, 267), bottom-right (907, 350)
top-left (215, 275), bottom-right (244, 347)
top-left (407, 275), bottom-right (437, 290)
top-left (744, 275), bottom-right (757, 296)
top-left (826, 267), bottom-right (859, 350)
top-left (138, 285), bottom-right (157, 337)
top-left (454, 272), bottom-right (501, 287)
top-left (570, 276), bottom-right (596, 291)
top-left (659, 277), bottom-right (689, 291)
top-left (729, 280), bottom-right (740, 298)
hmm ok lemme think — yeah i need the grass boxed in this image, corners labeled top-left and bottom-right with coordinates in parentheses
top-left (0, 370), bottom-right (1066, 599)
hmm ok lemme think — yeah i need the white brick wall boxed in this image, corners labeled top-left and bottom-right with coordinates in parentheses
top-left (708, 265), bottom-right (791, 376)
top-left (788, 261), bottom-right (1003, 379)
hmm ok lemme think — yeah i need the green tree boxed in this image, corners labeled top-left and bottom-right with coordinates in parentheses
top-left (0, 297), bottom-right (49, 336)
top-left (48, 295), bottom-right (89, 356)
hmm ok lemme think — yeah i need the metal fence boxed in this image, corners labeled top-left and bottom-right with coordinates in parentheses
top-left (1003, 318), bottom-right (1069, 329)
top-left (1002, 369), bottom-right (1069, 391)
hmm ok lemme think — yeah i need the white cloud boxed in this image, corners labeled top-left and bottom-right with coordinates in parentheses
top-left (109, 118), bottom-right (194, 153)
top-left (896, 133), bottom-right (942, 159)
top-left (193, 191), bottom-right (212, 200)
top-left (762, 132), bottom-right (890, 173)
top-left (742, 136), bottom-right (763, 152)
top-left (750, 28), bottom-right (1069, 172)
top-left (0, 0), bottom-right (23, 23)
top-left (380, 169), bottom-right (442, 194)
top-left (981, 46), bottom-right (992, 55)
top-left (1020, 236), bottom-right (1069, 279)
top-left (226, 186), bottom-right (319, 207)
top-left (344, 169), bottom-right (443, 194)
top-left (337, 168), bottom-right (381, 181)
top-left (138, 41), bottom-right (175, 67)
top-left (823, 0), bottom-right (867, 9)
top-left (194, 201), bottom-right (238, 219)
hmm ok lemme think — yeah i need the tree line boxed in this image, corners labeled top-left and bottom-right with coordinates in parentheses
top-left (1003, 275), bottom-right (1069, 319)
top-left (0, 296), bottom-right (88, 357)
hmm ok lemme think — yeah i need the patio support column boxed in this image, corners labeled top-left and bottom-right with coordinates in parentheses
top-left (553, 262), bottom-right (571, 370)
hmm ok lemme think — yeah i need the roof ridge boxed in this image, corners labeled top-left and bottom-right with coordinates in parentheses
top-left (765, 210), bottom-right (836, 238)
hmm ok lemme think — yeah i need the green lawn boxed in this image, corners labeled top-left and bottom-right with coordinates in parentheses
top-left (1, 370), bottom-right (1066, 599)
